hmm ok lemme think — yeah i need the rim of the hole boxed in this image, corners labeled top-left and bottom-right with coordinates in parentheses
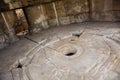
top-left (70, 39), bottom-right (75, 41)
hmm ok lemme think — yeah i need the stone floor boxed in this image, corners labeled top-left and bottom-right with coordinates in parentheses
top-left (0, 22), bottom-right (120, 80)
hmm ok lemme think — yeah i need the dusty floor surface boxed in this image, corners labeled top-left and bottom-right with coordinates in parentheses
top-left (0, 22), bottom-right (120, 80)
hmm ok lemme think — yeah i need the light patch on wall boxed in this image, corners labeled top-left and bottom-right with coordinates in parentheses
top-left (34, 15), bottom-right (45, 24)
top-left (73, 6), bottom-right (82, 13)
top-left (4, 0), bottom-right (11, 3)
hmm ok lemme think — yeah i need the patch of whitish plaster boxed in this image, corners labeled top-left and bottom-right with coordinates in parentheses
top-left (4, 0), bottom-right (11, 3)
top-left (34, 16), bottom-right (44, 24)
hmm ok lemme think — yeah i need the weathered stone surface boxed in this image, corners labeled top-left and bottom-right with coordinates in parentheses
top-left (20, 33), bottom-right (120, 80)
top-left (0, 0), bottom-right (61, 10)
top-left (0, 72), bottom-right (13, 80)
top-left (0, 22), bottom-right (120, 80)
top-left (0, 0), bottom-right (120, 23)
top-left (23, 0), bottom-right (90, 33)
top-left (0, 13), bottom-right (8, 49)
top-left (12, 69), bottom-right (21, 80)
top-left (112, 0), bottom-right (120, 21)
top-left (91, 0), bottom-right (120, 21)
top-left (1, 0), bottom-right (119, 35)
top-left (24, 5), bottom-right (49, 33)
top-left (1, 11), bottom-right (18, 42)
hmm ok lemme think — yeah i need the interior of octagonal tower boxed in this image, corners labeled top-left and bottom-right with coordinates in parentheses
top-left (0, 0), bottom-right (120, 80)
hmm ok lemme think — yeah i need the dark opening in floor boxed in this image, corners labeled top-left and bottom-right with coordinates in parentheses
top-left (17, 63), bottom-right (23, 68)
top-left (65, 52), bottom-right (76, 56)
top-left (72, 33), bottom-right (83, 38)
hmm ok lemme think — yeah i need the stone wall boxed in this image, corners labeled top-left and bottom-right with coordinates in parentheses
top-left (0, 11), bottom-right (18, 49)
top-left (0, 0), bottom-right (120, 33)
top-left (91, 0), bottom-right (120, 21)
top-left (0, 13), bottom-right (8, 49)
top-left (112, 0), bottom-right (120, 21)
top-left (0, 0), bottom-right (120, 48)
top-left (22, 0), bottom-right (120, 32)
top-left (24, 0), bottom-right (89, 33)
top-left (91, 0), bottom-right (112, 21)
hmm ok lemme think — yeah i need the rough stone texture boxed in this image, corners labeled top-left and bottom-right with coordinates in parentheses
top-left (91, 0), bottom-right (112, 21)
top-left (12, 31), bottom-right (120, 80)
top-left (0, 12), bottom-right (9, 49)
top-left (0, 0), bottom-right (120, 35)
top-left (0, 0), bottom-right (9, 11)
top-left (11, 69), bottom-right (21, 80)
top-left (0, 0), bottom-right (120, 23)
top-left (21, 0), bottom-right (120, 32)
top-left (0, 22), bottom-right (119, 80)
top-left (1, 11), bottom-right (18, 42)
top-left (91, 0), bottom-right (120, 21)
top-left (0, 10), bottom-right (19, 49)
top-left (0, 72), bottom-right (13, 80)
top-left (0, 37), bottom-right (36, 73)
top-left (24, 5), bottom-right (49, 33)
top-left (24, 0), bottom-right (89, 32)
top-left (1, 0), bottom-right (60, 10)
top-left (112, 0), bottom-right (120, 21)
top-left (0, 0), bottom-right (120, 79)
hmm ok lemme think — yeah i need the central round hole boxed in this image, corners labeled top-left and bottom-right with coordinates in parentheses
top-left (65, 52), bottom-right (76, 56)
top-left (58, 44), bottom-right (77, 57)
top-left (72, 33), bottom-right (81, 38)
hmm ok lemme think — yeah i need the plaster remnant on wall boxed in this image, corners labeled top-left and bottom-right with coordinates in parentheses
top-left (4, 0), bottom-right (11, 3)
top-left (34, 18), bottom-right (44, 24)
top-left (73, 6), bottom-right (82, 13)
